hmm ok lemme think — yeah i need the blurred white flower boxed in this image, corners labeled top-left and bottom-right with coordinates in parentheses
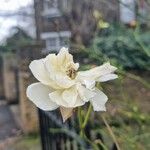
top-left (26, 47), bottom-right (118, 122)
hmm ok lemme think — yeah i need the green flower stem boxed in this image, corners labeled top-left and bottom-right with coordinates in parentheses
top-left (95, 140), bottom-right (108, 150)
top-left (78, 103), bottom-right (92, 137)
top-left (78, 104), bottom-right (108, 150)
top-left (78, 107), bottom-right (84, 137)
top-left (78, 103), bottom-right (98, 149)
top-left (84, 134), bottom-right (99, 150)
top-left (101, 115), bottom-right (121, 150)
top-left (78, 107), bottom-right (82, 127)
top-left (82, 103), bottom-right (92, 129)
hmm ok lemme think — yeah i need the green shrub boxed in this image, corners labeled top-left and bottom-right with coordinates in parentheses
top-left (86, 25), bottom-right (150, 71)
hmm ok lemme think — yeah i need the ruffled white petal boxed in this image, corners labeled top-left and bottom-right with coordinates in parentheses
top-left (45, 54), bottom-right (58, 78)
top-left (45, 50), bottom-right (75, 89)
top-left (62, 86), bottom-right (78, 107)
top-left (54, 73), bottom-right (75, 88)
top-left (49, 85), bottom-right (85, 108)
top-left (98, 74), bottom-right (118, 82)
top-left (57, 47), bottom-right (73, 66)
top-left (76, 84), bottom-right (96, 102)
top-left (83, 80), bottom-right (95, 89)
top-left (26, 83), bottom-right (58, 111)
top-left (90, 88), bottom-right (108, 111)
top-left (74, 96), bottom-right (85, 107)
top-left (29, 59), bottom-right (61, 89)
top-left (29, 59), bottom-right (50, 84)
top-left (77, 62), bottom-right (117, 82)
top-left (49, 90), bottom-right (68, 107)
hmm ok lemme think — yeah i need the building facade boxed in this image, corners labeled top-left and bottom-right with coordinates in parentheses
top-left (34, 0), bottom-right (149, 52)
top-left (34, 0), bottom-right (71, 53)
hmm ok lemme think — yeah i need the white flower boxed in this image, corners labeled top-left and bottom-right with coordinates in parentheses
top-left (26, 47), bottom-right (118, 122)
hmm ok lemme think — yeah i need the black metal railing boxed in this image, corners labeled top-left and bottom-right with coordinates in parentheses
top-left (38, 109), bottom-right (117, 150)
top-left (38, 109), bottom-right (82, 150)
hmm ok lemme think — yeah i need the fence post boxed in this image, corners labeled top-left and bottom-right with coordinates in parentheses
top-left (17, 44), bottom-right (42, 133)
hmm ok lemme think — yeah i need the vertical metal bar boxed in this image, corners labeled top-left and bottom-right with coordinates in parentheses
top-left (14, 68), bottom-right (19, 103)
top-left (38, 109), bottom-right (46, 150)
top-left (45, 111), bottom-right (50, 150)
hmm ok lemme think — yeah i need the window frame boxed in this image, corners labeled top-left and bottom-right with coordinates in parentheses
top-left (41, 31), bottom-right (71, 53)
top-left (42, 0), bottom-right (61, 18)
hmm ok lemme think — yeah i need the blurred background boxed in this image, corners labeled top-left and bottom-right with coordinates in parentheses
top-left (0, 0), bottom-right (149, 150)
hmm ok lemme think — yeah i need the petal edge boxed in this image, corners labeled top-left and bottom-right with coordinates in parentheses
top-left (90, 88), bottom-right (108, 111)
top-left (26, 82), bottom-right (58, 111)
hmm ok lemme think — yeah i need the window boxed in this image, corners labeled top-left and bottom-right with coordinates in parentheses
top-left (59, 37), bottom-right (69, 47)
top-left (60, 0), bottom-right (70, 12)
top-left (41, 31), bottom-right (71, 52)
top-left (120, 0), bottom-right (136, 24)
top-left (43, 0), bottom-right (61, 18)
top-left (44, 0), bottom-right (58, 9)
top-left (46, 37), bottom-right (58, 50)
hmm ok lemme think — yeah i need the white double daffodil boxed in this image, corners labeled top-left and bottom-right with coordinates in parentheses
top-left (26, 47), bottom-right (118, 122)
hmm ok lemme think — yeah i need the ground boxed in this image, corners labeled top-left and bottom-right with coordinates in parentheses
top-left (5, 135), bottom-right (41, 150)
top-left (0, 100), bottom-right (41, 150)
top-left (0, 102), bottom-right (20, 141)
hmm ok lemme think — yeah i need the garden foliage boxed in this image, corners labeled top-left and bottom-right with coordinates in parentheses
top-left (86, 25), bottom-right (150, 71)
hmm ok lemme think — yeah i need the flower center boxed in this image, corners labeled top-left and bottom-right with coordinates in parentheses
top-left (66, 68), bottom-right (77, 79)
